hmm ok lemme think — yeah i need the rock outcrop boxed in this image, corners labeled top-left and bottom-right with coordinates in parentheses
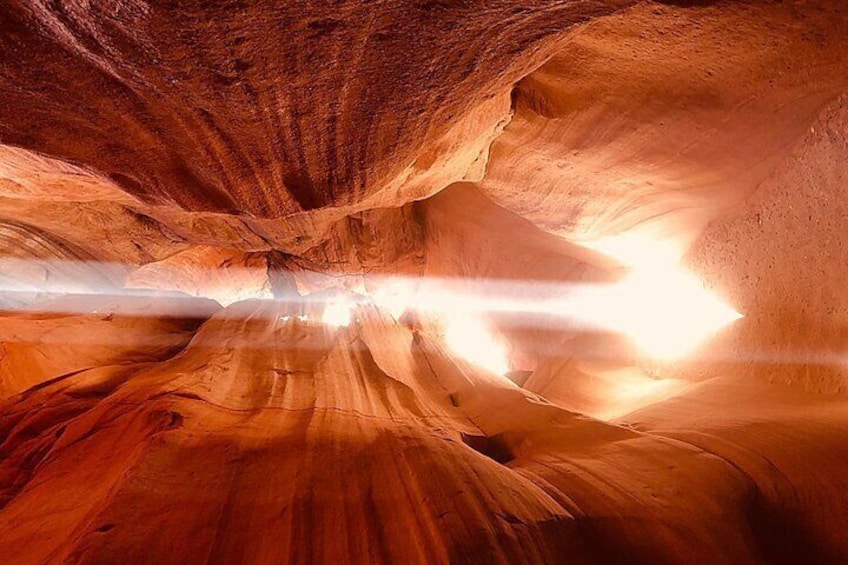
top-left (1, 0), bottom-right (848, 563)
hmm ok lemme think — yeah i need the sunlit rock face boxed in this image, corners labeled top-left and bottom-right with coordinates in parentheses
top-left (2, 1), bottom-right (848, 563)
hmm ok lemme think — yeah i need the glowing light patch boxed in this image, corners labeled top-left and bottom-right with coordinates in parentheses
top-left (588, 367), bottom-right (691, 421)
top-left (443, 315), bottom-right (510, 375)
top-left (321, 298), bottom-right (352, 327)
top-left (371, 283), bottom-right (413, 320)
top-left (582, 232), bottom-right (683, 268)
top-left (570, 266), bottom-right (742, 360)
top-left (0, 257), bottom-right (740, 362)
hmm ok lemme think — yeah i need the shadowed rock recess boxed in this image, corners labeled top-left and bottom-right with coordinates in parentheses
top-left (1, 1), bottom-right (847, 563)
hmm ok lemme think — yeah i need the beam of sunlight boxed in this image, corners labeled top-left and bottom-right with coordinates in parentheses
top-left (574, 231), bottom-right (742, 359)
top-left (581, 232), bottom-right (683, 268)
top-left (567, 267), bottom-right (742, 360)
top-left (0, 258), bottom-right (742, 362)
top-left (321, 297), bottom-right (352, 327)
top-left (442, 315), bottom-right (511, 375)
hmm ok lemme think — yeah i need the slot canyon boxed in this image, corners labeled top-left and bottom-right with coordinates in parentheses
top-left (1, 0), bottom-right (848, 562)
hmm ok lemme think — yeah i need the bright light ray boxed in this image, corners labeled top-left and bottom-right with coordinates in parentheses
top-left (321, 297), bottom-right (352, 327)
top-left (0, 258), bottom-right (742, 362)
top-left (581, 232), bottom-right (683, 268)
top-left (573, 232), bottom-right (742, 359)
top-left (442, 315), bottom-right (510, 375)
top-left (562, 267), bottom-right (743, 359)
top-left (370, 282), bottom-right (411, 320)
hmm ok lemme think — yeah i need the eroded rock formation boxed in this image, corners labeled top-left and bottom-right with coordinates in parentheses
top-left (1, 0), bottom-right (848, 563)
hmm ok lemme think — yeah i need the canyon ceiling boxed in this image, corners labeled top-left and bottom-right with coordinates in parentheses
top-left (1, 0), bottom-right (848, 563)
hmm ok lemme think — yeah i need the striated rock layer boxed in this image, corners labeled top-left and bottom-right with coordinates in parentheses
top-left (1, 0), bottom-right (848, 563)
top-left (0, 303), bottom-right (796, 562)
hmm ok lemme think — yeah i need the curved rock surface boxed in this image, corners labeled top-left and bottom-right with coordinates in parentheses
top-left (0, 303), bottom-right (782, 563)
top-left (1, 0), bottom-right (848, 563)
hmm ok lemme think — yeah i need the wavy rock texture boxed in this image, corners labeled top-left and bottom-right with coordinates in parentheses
top-left (0, 1), bottom-right (632, 217)
top-left (684, 94), bottom-right (848, 392)
top-left (1, 0), bottom-right (848, 563)
top-left (125, 246), bottom-right (275, 306)
top-left (477, 0), bottom-right (848, 256)
top-left (0, 294), bottom-right (218, 398)
top-left (0, 303), bottom-right (768, 563)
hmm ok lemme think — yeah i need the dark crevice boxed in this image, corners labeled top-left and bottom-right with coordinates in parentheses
top-left (505, 370), bottom-right (533, 387)
top-left (460, 432), bottom-right (515, 465)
